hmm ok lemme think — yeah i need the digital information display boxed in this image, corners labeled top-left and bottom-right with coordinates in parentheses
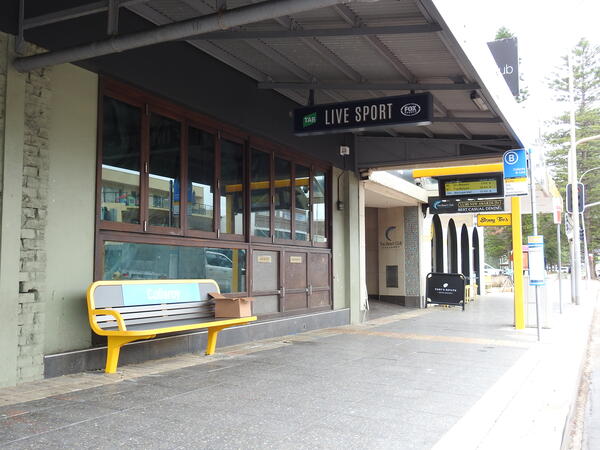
top-left (438, 173), bottom-right (504, 200)
top-left (444, 179), bottom-right (499, 196)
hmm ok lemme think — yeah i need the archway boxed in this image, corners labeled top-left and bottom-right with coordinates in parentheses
top-left (431, 215), bottom-right (444, 272)
top-left (461, 224), bottom-right (470, 283)
top-left (472, 228), bottom-right (480, 294)
top-left (447, 219), bottom-right (458, 273)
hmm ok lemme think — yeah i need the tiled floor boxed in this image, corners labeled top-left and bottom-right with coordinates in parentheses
top-left (0, 294), bottom-right (571, 449)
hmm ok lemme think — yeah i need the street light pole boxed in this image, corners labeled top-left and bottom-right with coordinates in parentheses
top-left (568, 53), bottom-right (582, 305)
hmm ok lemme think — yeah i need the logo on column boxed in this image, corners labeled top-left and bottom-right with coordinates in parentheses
top-left (380, 226), bottom-right (402, 249)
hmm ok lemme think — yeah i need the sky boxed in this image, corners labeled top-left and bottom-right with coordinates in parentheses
top-left (434, 0), bottom-right (600, 135)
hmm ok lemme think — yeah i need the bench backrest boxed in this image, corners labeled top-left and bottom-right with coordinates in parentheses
top-left (87, 279), bottom-right (220, 330)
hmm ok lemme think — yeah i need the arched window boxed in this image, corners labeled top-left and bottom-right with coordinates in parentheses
top-left (431, 215), bottom-right (444, 272)
top-left (447, 219), bottom-right (458, 273)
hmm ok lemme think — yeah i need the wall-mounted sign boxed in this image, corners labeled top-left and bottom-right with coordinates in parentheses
top-left (503, 149), bottom-right (529, 196)
top-left (487, 37), bottom-right (519, 97)
top-left (289, 256), bottom-right (303, 264)
top-left (257, 255), bottom-right (272, 263)
top-left (527, 235), bottom-right (545, 286)
top-left (477, 214), bottom-right (512, 226)
top-left (437, 173), bottom-right (504, 200)
top-left (293, 93), bottom-right (433, 135)
top-left (429, 198), bottom-right (505, 214)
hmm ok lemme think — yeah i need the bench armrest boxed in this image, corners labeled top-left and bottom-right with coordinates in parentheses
top-left (92, 309), bottom-right (127, 331)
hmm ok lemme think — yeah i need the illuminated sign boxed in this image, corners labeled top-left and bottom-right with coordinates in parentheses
top-left (293, 93), bottom-right (433, 135)
top-left (438, 173), bottom-right (504, 200)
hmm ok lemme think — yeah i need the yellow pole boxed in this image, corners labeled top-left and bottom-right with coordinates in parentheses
top-left (232, 250), bottom-right (239, 292)
top-left (511, 196), bottom-right (525, 329)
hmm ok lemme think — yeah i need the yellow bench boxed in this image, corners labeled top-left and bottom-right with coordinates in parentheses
top-left (86, 279), bottom-right (257, 373)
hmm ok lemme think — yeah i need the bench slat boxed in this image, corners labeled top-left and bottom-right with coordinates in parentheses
top-left (96, 305), bottom-right (214, 323)
top-left (110, 301), bottom-right (209, 312)
top-left (100, 317), bottom-right (224, 332)
top-left (98, 311), bottom-right (214, 329)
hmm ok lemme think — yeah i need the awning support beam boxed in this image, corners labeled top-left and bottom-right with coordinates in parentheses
top-left (23, 0), bottom-right (149, 30)
top-left (257, 81), bottom-right (480, 91)
top-left (14, 0), bottom-right (369, 72)
top-left (181, 23), bottom-right (442, 40)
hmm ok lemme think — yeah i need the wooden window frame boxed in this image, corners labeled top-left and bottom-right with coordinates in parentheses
top-left (248, 147), bottom-right (273, 244)
top-left (97, 77), bottom-right (331, 249)
top-left (185, 121), bottom-right (219, 240)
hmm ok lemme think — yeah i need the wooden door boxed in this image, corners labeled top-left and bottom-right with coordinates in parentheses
top-left (282, 251), bottom-right (308, 312)
top-left (308, 252), bottom-right (331, 308)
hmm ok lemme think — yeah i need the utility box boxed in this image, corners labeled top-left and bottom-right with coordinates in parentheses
top-left (210, 292), bottom-right (254, 318)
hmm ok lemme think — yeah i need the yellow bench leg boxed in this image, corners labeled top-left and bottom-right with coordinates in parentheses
top-left (205, 326), bottom-right (227, 355)
top-left (105, 335), bottom-right (153, 374)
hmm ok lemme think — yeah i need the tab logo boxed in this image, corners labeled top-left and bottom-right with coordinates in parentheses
top-left (400, 103), bottom-right (421, 117)
top-left (303, 112), bottom-right (317, 128)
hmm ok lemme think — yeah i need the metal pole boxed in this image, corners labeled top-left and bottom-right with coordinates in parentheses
top-left (528, 149), bottom-right (541, 341)
top-left (569, 238), bottom-right (575, 301)
top-left (13, 0), bottom-right (366, 72)
top-left (512, 196), bottom-right (525, 329)
top-left (582, 214), bottom-right (590, 281)
top-left (557, 224), bottom-right (563, 314)
top-left (568, 52), bottom-right (582, 305)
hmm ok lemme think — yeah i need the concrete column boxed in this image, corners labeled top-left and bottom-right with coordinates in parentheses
top-left (358, 181), bottom-right (367, 316)
top-left (346, 171), bottom-right (361, 324)
top-left (0, 35), bottom-right (25, 387)
top-left (331, 168), bottom-right (361, 324)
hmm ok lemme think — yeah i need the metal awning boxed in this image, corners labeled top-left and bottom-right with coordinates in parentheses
top-left (14, 0), bottom-right (529, 166)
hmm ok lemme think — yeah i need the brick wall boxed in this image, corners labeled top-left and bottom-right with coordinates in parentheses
top-left (0, 39), bottom-right (53, 383)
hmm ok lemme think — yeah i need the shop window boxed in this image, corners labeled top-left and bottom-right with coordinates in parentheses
top-left (312, 171), bottom-right (327, 243)
top-left (274, 157), bottom-right (292, 240)
top-left (219, 139), bottom-right (244, 236)
top-left (100, 97), bottom-right (141, 224)
top-left (103, 241), bottom-right (247, 294)
top-left (187, 126), bottom-right (215, 233)
top-left (148, 113), bottom-right (181, 228)
top-left (98, 82), bottom-right (330, 249)
top-left (250, 149), bottom-right (271, 238)
top-left (294, 165), bottom-right (310, 241)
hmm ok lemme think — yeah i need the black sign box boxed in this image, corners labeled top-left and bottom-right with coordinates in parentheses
top-left (428, 198), bottom-right (505, 214)
top-left (293, 92), bottom-right (433, 136)
top-left (425, 272), bottom-right (466, 310)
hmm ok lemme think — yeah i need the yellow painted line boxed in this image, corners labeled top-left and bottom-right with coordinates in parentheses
top-left (362, 308), bottom-right (434, 327)
top-left (335, 328), bottom-right (531, 349)
top-left (412, 163), bottom-right (503, 177)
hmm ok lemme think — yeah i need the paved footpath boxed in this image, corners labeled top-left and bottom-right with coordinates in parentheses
top-left (0, 284), bottom-right (597, 450)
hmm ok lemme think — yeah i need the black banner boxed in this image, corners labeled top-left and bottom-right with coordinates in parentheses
top-left (487, 38), bottom-right (519, 97)
top-left (293, 93), bottom-right (433, 135)
top-left (428, 198), bottom-right (505, 214)
top-left (425, 272), bottom-right (466, 309)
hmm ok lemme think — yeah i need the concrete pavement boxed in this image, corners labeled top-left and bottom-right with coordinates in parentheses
top-left (0, 283), bottom-right (597, 449)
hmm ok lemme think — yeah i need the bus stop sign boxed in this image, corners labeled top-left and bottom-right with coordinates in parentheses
top-left (503, 149), bottom-right (528, 196)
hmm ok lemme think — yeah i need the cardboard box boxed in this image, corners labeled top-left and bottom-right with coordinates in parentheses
top-left (209, 292), bottom-right (254, 318)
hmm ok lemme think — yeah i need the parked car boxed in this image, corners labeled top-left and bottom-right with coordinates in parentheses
top-left (484, 263), bottom-right (502, 276)
top-left (206, 250), bottom-right (233, 292)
